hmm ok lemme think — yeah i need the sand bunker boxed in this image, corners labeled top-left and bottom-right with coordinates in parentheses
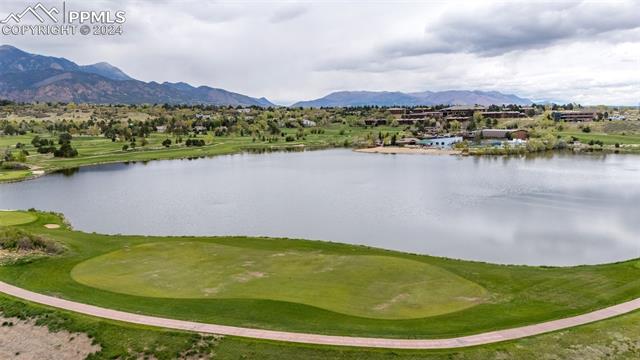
top-left (43, 224), bottom-right (61, 229)
top-left (0, 316), bottom-right (100, 359)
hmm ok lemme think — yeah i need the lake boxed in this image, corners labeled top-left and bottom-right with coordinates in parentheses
top-left (1, 150), bottom-right (639, 265)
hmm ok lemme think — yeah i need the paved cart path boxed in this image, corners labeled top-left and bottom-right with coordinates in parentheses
top-left (1, 281), bottom-right (639, 349)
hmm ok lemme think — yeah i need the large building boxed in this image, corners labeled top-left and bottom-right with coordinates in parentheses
top-left (481, 111), bottom-right (526, 119)
top-left (403, 111), bottom-right (443, 119)
top-left (388, 108), bottom-right (405, 118)
top-left (552, 111), bottom-right (597, 122)
top-left (419, 136), bottom-right (463, 148)
top-left (384, 106), bottom-right (529, 125)
top-left (441, 105), bottom-right (486, 119)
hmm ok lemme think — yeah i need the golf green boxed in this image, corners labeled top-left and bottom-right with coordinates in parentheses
top-left (0, 211), bottom-right (38, 226)
top-left (71, 241), bottom-right (487, 319)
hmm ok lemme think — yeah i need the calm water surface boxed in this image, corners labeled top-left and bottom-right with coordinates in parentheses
top-left (1, 150), bottom-right (639, 265)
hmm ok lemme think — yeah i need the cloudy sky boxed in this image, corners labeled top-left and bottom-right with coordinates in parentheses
top-left (2, 0), bottom-right (639, 105)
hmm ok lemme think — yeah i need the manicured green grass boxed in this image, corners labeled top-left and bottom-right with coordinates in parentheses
top-left (1, 211), bottom-right (640, 339)
top-left (71, 241), bottom-right (486, 319)
top-left (0, 169), bottom-right (31, 182)
top-left (560, 131), bottom-right (640, 145)
top-left (0, 211), bottom-right (38, 226)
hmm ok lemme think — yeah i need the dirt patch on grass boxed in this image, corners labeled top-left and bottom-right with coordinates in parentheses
top-left (0, 316), bottom-right (100, 359)
top-left (43, 224), bottom-right (61, 229)
top-left (373, 293), bottom-right (410, 311)
top-left (233, 271), bottom-right (267, 283)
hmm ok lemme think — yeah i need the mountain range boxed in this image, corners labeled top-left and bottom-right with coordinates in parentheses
top-left (291, 90), bottom-right (533, 107)
top-left (0, 45), bottom-right (535, 107)
top-left (0, 45), bottom-right (273, 106)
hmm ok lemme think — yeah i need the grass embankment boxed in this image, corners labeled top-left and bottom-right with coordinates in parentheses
top-left (1, 211), bottom-right (640, 340)
top-left (0, 125), bottom-right (403, 182)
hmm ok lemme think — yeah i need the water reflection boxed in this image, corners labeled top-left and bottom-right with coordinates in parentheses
top-left (1, 150), bottom-right (638, 266)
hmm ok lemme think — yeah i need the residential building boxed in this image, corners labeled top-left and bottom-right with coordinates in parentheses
top-left (552, 111), bottom-right (597, 122)
top-left (364, 118), bottom-right (387, 126)
top-left (441, 105), bottom-right (486, 119)
top-left (481, 111), bottom-right (525, 119)
top-left (301, 119), bottom-right (317, 127)
top-left (419, 136), bottom-right (463, 148)
top-left (403, 111), bottom-right (443, 119)
top-left (388, 108), bottom-right (405, 118)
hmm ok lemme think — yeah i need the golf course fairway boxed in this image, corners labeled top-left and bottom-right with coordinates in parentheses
top-left (2, 210), bottom-right (640, 339)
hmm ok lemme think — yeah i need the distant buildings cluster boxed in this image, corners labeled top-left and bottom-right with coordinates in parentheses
top-left (364, 105), bottom-right (533, 128)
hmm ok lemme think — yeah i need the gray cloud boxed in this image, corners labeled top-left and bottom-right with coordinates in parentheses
top-left (269, 4), bottom-right (307, 24)
top-left (380, 1), bottom-right (640, 58)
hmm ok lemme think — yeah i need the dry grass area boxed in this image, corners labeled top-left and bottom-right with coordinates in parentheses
top-left (0, 316), bottom-right (100, 359)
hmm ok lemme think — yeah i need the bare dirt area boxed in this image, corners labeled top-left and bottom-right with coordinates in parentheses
top-left (0, 316), bottom-right (100, 360)
top-left (355, 146), bottom-right (461, 155)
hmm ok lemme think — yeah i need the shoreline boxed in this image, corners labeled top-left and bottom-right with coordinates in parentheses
top-left (355, 146), bottom-right (462, 155)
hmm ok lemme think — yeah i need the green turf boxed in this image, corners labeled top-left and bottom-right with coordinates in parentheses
top-left (1, 211), bottom-right (640, 339)
top-left (0, 211), bottom-right (38, 226)
top-left (560, 131), bottom-right (640, 145)
top-left (0, 170), bottom-right (31, 182)
top-left (71, 241), bottom-right (486, 319)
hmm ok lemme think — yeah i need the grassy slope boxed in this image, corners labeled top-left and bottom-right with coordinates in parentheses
top-left (70, 241), bottom-right (486, 319)
top-left (1, 211), bottom-right (639, 339)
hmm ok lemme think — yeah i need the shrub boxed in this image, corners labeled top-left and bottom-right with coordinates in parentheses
top-left (53, 143), bottom-right (78, 158)
top-left (1, 162), bottom-right (29, 170)
top-left (185, 139), bottom-right (205, 147)
top-left (0, 228), bottom-right (63, 254)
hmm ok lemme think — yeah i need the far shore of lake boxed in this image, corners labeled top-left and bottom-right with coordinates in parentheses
top-left (355, 146), bottom-right (462, 155)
